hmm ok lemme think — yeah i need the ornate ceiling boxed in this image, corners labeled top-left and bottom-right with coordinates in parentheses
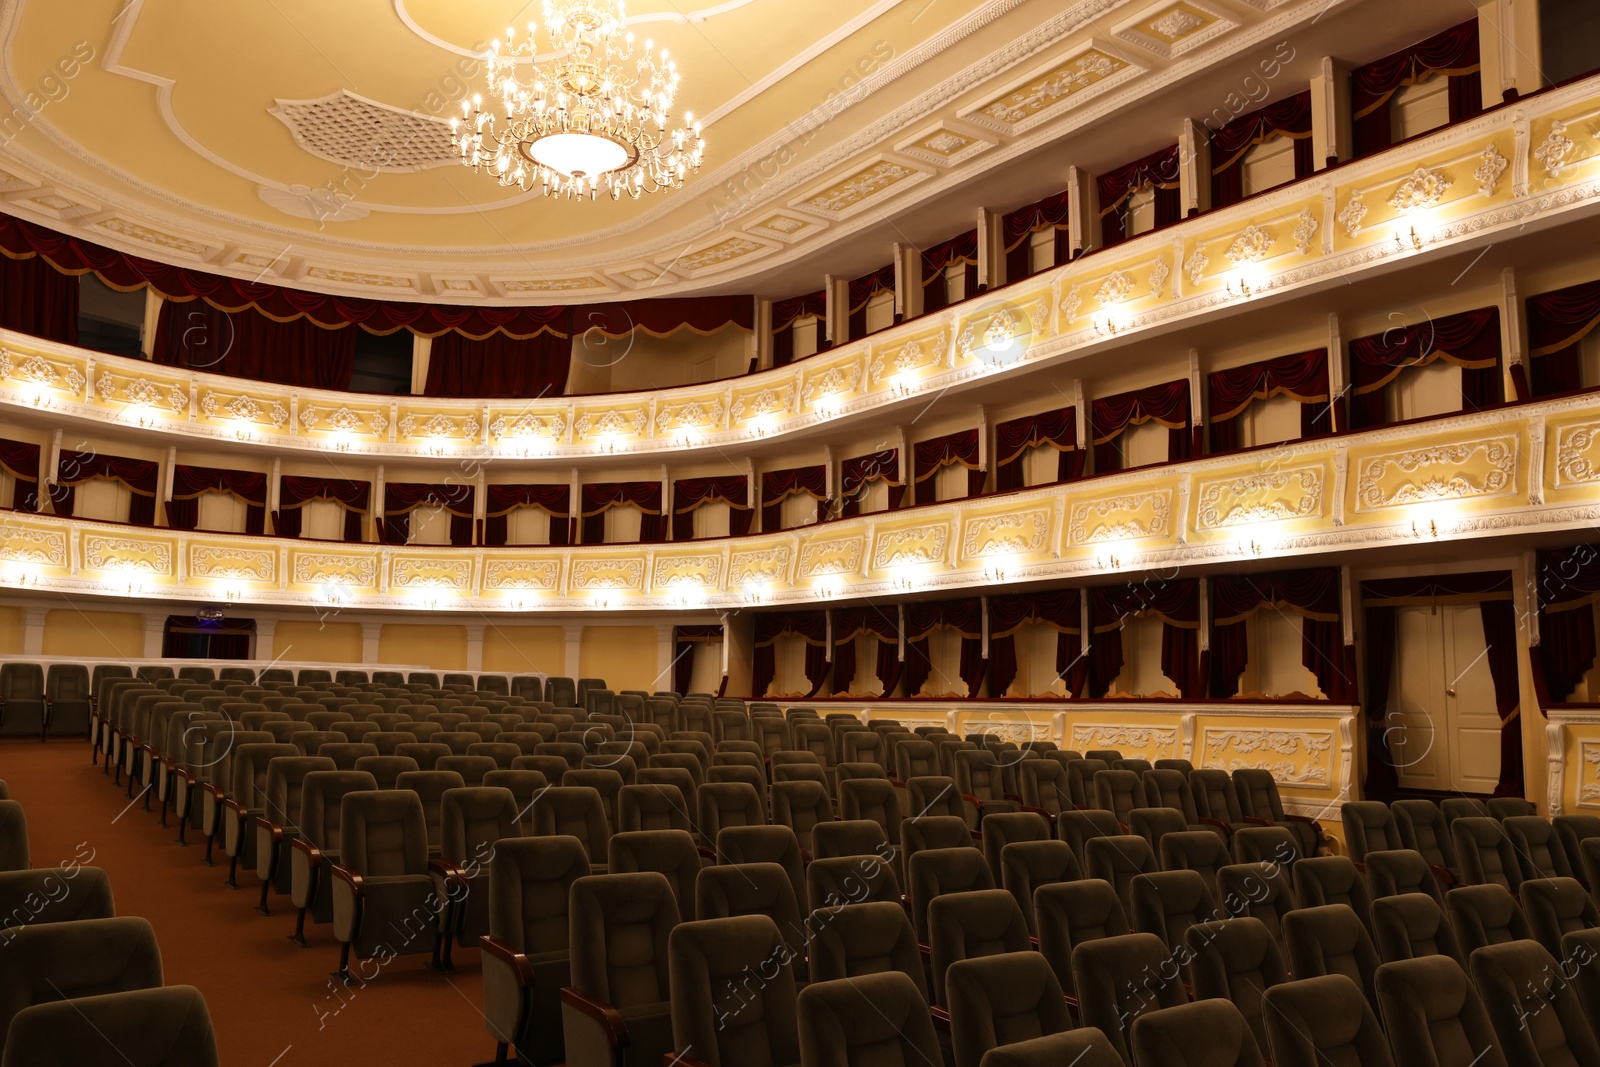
top-left (0, 0), bottom-right (1355, 303)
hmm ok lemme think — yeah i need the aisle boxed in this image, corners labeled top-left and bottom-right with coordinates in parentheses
top-left (1, 739), bottom-right (492, 1067)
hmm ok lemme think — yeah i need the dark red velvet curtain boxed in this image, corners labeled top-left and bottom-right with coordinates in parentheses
top-left (275, 476), bottom-right (369, 542)
top-left (1098, 145), bottom-right (1181, 248)
top-left (1208, 569), bottom-right (1349, 701)
top-left (1004, 190), bottom-right (1072, 282)
top-left (0, 438), bottom-right (40, 512)
top-left (1208, 349), bottom-right (1331, 451)
top-left (760, 466), bottom-right (826, 531)
top-left (1091, 379), bottom-right (1191, 472)
top-left (912, 429), bottom-right (983, 504)
top-left (166, 464), bottom-right (267, 535)
top-left (1209, 92), bottom-right (1314, 208)
top-left (995, 407), bottom-right (1081, 491)
top-left (382, 483), bottom-right (475, 546)
top-left (50, 449), bottom-right (158, 525)
top-left (672, 475), bottom-right (752, 540)
top-left (1363, 605), bottom-right (1400, 793)
top-left (571, 297), bottom-right (754, 339)
top-left (920, 231), bottom-right (979, 316)
top-left (771, 290), bottom-right (829, 367)
top-left (904, 599), bottom-right (986, 698)
top-left (847, 265), bottom-right (896, 342)
top-left (840, 449), bottom-right (904, 516)
top-left (673, 625), bottom-right (722, 697)
top-left (753, 611), bottom-right (830, 699)
top-left (1538, 544), bottom-right (1600, 702)
top-left (151, 299), bottom-right (358, 391)
top-left (423, 321), bottom-right (572, 399)
top-left (0, 250), bottom-right (78, 344)
top-left (1527, 279), bottom-right (1600, 397)
top-left (832, 606), bottom-right (899, 696)
top-left (1479, 599), bottom-right (1525, 797)
top-left (1088, 580), bottom-right (1201, 698)
top-left (1352, 20), bottom-right (1481, 158)
top-left (485, 484), bottom-right (571, 546)
top-left (987, 590), bottom-right (1082, 698)
top-left (1348, 307), bottom-right (1502, 428)
top-left (579, 482), bottom-right (664, 544)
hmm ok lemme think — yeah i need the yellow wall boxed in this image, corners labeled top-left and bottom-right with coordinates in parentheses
top-left (379, 623), bottom-right (466, 671)
top-left (483, 624), bottom-right (565, 675)
top-left (273, 620), bottom-right (361, 665)
top-left (41, 609), bottom-right (143, 658)
top-left (0, 605), bottom-right (22, 653)
top-left (580, 626), bottom-right (659, 691)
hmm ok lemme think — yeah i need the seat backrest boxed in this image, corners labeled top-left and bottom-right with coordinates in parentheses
top-left (945, 950), bottom-right (1071, 1067)
top-left (567, 871), bottom-right (678, 1007)
top-left (1340, 801), bottom-right (1401, 863)
top-left (906, 776), bottom-right (965, 820)
top-left (927, 889), bottom-right (1030, 1006)
top-left (1130, 1000), bottom-right (1266, 1067)
top-left (1033, 879), bottom-right (1129, 995)
top-left (668, 914), bottom-right (800, 1067)
top-left (1370, 892), bottom-right (1464, 966)
top-left (1440, 797), bottom-right (1491, 828)
top-left (1084, 835), bottom-right (1157, 912)
top-left (1503, 816), bottom-right (1573, 880)
top-left (716, 825), bottom-right (806, 913)
top-left (806, 900), bottom-right (923, 995)
top-left (0, 915), bottom-right (164, 1040)
top-left (894, 740), bottom-right (940, 782)
top-left (607, 829), bottom-right (702, 922)
top-left (1092, 769), bottom-right (1143, 823)
top-left (838, 778), bottom-right (902, 845)
top-left (1160, 830), bottom-right (1233, 892)
top-left (488, 835), bottom-right (589, 954)
top-left (908, 847), bottom-right (995, 942)
top-left (771, 779), bottom-right (833, 853)
top-left (978, 811), bottom-right (1049, 882)
top-left (1190, 770), bottom-right (1243, 824)
top-left (1216, 862), bottom-right (1297, 943)
top-left (695, 781), bottom-right (765, 841)
top-left (1058, 809), bottom-right (1124, 867)
top-left (440, 786), bottom-right (519, 867)
top-left (531, 786), bottom-right (610, 862)
top-left (810, 819), bottom-right (891, 862)
top-left (1184, 917), bottom-right (1286, 1053)
top-left (795, 971), bottom-right (942, 1067)
top-left (1443, 883), bottom-right (1529, 957)
top-left (1291, 855), bottom-right (1371, 930)
top-left (1231, 769), bottom-right (1286, 823)
top-left (1364, 848), bottom-right (1445, 908)
top-left (998, 840), bottom-right (1079, 935)
top-left (1064, 759), bottom-right (1108, 809)
top-left (1130, 870), bottom-right (1218, 952)
top-left (1374, 955), bottom-right (1509, 1067)
top-left (0, 984), bottom-right (219, 1067)
top-left (1018, 759), bottom-right (1069, 815)
top-left (1072, 932), bottom-right (1188, 1064)
top-left (1262, 974), bottom-right (1395, 1067)
top-left (1522, 876), bottom-right (1600, 957)
top-left (1451, 817), bottom-right (1523, 894)
top-left (695, 862), bottom-right (805, 967)
top-left (1391, 799), bottom-right (1459, 872)
top-left (1486, 796), bottom-right (1536, 821)
top-left (1470, 939), bottom-right (1600, 1067)
top-left (339, 789), bottom-right (429, 878)
top-left (1293, 903), bottom-right (1388, 1009)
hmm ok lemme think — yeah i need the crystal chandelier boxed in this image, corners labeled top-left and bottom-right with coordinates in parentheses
top-left (451, 0), bottom-right (705, 200)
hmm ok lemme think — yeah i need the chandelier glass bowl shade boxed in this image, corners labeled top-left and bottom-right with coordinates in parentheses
top-left (451, 0), bottom-right (705, 200)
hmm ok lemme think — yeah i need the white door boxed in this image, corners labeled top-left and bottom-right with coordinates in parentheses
top-left (1388, 605), bottom-right (1503, 793)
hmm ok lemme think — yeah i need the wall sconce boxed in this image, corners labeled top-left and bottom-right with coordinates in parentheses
top-left (1094, 549), bottom-right (1123, 571)
top-left (319, 582), bottom-right (350, 608)
top-left (1411, 517), bottom-right (1440, 539)
top-left (888, 373), bottom-right (916, 399)
top-left (814, 576), bottom-right (841, 599)
top-left (814, 392), bottom-right (844, 418)
top-left (1395, 223), bottom-right (1425, 253)
top-left (3, 562), bottom-right (38, 587)
top-left (741, 582), bottom-right (769, 605)
top-left (674, 426), bottom-right (704, 449)
top-left (1092, 310), bottom-right (1127, 337)
top-left (750, 416), bottom-right (778, 439)
top-left (24, 384), bottom-right (54, 410)
top-left (219, 582), bottom-right (244, 603)
top-left (591, 592), bottom-right (614, 611)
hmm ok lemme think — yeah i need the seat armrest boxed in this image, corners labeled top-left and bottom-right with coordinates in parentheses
top-left (429, 858), bottom-right (468, 893)
top-left (664, 1054), bottom-right (715, 1067)
top-left (1200, 817), bottom-right (1235, 837)
top-left (330, 863), bottom-right (365, 899)
top-left (560, 987), bottom-right (631, 1051)
top-left (696, 844), bottom-right (718, 862)
top-left (1428, 863), bottom-right (1457, 887)
top-left (291, 836), bottom-right (325, 867)
top-left (929, 1007), bottom-right (951, 1033)
top-left (222, 797), bottom-right (249, 820)
top-left (1244, 816), bottom-right (1273, 827)
top-left (255, 815), bottom-right (284, 845)
top-left (479, 936), bottom-right (534, 987)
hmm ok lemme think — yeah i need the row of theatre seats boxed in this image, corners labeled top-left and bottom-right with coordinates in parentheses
top-left (47, 662), bottom-right (1600, 1065)
top-left (0, 785), bottom-right (223, 1065)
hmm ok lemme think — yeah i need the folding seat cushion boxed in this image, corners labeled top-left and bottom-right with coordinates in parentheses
top-left (0, 801), bottom-right (26, 871)
top-left (1375, 954), bottom-right (1509, 1067)
top-left (438, 755), bottom-right (498, 787)
top-left (1063, 758), bottom-right (1108, 809)
top-left (1131, 870), bottom-right (1219, 953)
top-left (1392, 799), bottom-right (1460, 881)
top-left (694, 781), bottom-right (764, 844)
top-left (562, 872), bottom-right (679, 1067)
top-left (806, 855), bottom-right (901, 913)
top-left (999, 840), bottom-right (1079, 934)
top-left (946, 950), bottom-right (1073, 1067)
top-left (1370, 892), bottom-right (1464, 965)
top-left (927, 889), bottom-right (1031, 1007)
top-left (330, 789), bottom-right (439, 972)
top-left (771, 780), bottom-right (833, 855)
top-left (1262, 974), bottom-right (1394, 1067)
top-left (806, 899), bottom-right (923, 995)
top-left (1522, 876), bottom-right (1600, 957)
top-left (0, 663), bottom-right (45, 737)
top-left (666, 915), bottom-right (801, 1067)
top-left (253, 755), bottom-right (338, 909)
top-left (795, 971), bottom-right (942, 1067)
top-left (43, 663), bottom-right (92, 738)
top-left (1084, 834), bottom-right (1158, 912)
top-left (1291, 856), bottom-right (1372, 930)
top-left (1073, 932), bottom-right (1189, 1063)
top-left (531, 787), bottom-right (611, 871)
top-left (1444, 884), bottom-right (1529, 956)
top-left (0, 866), bottom-right (114, 932)
top-left (1503, 816), bottom-right (1574, 880)
top-left (1365, 848), bottom-right (1446, 907)
top-left (1470, 939), bottom-right (1600, 1066)
top-left (1340, 801), bottom-right (1402, 864)
top-left (1130, 1000), bottom-right (1266, 1067)
top-left (1092, 769), bottom-right (1143, 826)
top-left (716, 826), bottom-right (806, 916)
top-left (1033, 879), bottom-right (1129, 996)
top-left (1161, 829), bottom-right (1234, 891)
top-left (1, 984), bottom-right (219, 1067)
top-left (1216, 862), bottom-right (1297, 944)
top-left (1130, 807), bottom-right (1188, 856)
top-left (1186, 917), bottom-right (1287, 1052)
top-left (908, 847), bottom-right (994, 943)
top-left (1452, 817), bottom-right (1523, 894)
top-left (0, 915), bottom-right (162, 1046)
top-left (974, 1029), bottom-right (1124, 1067)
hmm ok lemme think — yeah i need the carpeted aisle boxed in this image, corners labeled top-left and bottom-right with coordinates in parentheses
top-left (2, 739), bottom-right (494, 1067)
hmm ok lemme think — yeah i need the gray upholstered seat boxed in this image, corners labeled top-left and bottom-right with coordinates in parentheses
top-left (329, 788), bottom-right (440, 977)
top-left (0, 916), bottom-right (162, 1046)
top-left (1261, 975), bottom-right (1394, 1067)
top-left (1073, 931), bottom-right (1188, 1063)
top-left (1470, 939), bottom-right (1600, 1066)
top-left (1130, 1000), bottom-right (1266, 1067)
top-left (0, 985), bottom-right (219, 1067)
top-left (1370, 891), bottom-right (1464, 966)
top-left (946, 951), bottom-right (1072, 1067)
top-left (666, 915), bottom-right (801, 1067)
top-left (806, 900), bottom-right (923, 993)
top-left (795, 972), bottom-right (942, 1067)
top-left (1185, 917), bottom-right (1287, 1052)
top-left (0, 866), bottom-right (114, 930)
top-left (561, 872), bottom-right (679, 1067)
top-left (1374, 954), bottom-right (1508, 1067)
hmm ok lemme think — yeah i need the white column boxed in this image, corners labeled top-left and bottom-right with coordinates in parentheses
top-left (976, 207), bottom-right (995, 291)
top-left (1187, 349), bottom-right (1203, 432)
top-left (373, 465), bottom-right (386, 541)
top-left (361, 621), bottom-right (382, 665)
top-left (661, 465), bottom-right (671, 540)
top-left (142, 613), bottom-right (165, 659)
top-left (755, 299), bottom-right (773, 370)
top-left (465, 622), bottom-right (485, 672)
top-left (1310, 57), bottom-right (1352, 170)
top-left (267, 458), bottom-right (282, 533)
top-left (22, 607), bottom-right (46, 656)
top-left (570, 468), bottom-right (582, 544)
top-left (1501, 267), bottom-right (1526, 401)
top-left (410, 335), bottom-right (432, 395)
top-left (746, 459), bottom-right (757, 532)
top-left (1179, 118), bottom-right (1209, 217)
top-left (45, 429), bottom-right (62, 512)
top-left (976, 405), bottom-right (990, 493)
top-left (162, 447), bottom-right (177, 524)
top-left (824, 445), bottom-right (836, 509)
top-left (563, 624), bottom-right (583, 679)
top-left (1067, 166), bottom-right (1092, 259)
top-left (1326, 313), bottom-right (1346, 432)
top-left (823, 274), bottom-right (839, 345)
top-left (657, 623), bottom-right (674, 692)
top-left (892, 242), bottom-right (907, 322)
top-left (1477, 0), bottom-right (1540, 105)
top-left (474, 467), bottom-right (487, 544)
top-left (255, 618), bottom-right (277, 662)
top-left (140, 292), bottom-right (162, 358)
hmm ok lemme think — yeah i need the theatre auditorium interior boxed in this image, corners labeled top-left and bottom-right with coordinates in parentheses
top-left (14, 1), bottom-right (1600, 1065)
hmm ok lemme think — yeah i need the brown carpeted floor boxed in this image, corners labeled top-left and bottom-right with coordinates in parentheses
top-left (2, 738), bottom-right (496, 1067)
